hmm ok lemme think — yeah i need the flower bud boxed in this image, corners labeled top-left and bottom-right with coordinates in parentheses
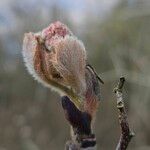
top-left (23, 21), bottom-right (87, 97)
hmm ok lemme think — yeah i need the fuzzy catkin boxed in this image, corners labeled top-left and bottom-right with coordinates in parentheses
top-left (23, 21), bottom-right (87, 96)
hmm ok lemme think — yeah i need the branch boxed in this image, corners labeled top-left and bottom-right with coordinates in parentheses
top-left (114, 77), bottom-right (135, 150)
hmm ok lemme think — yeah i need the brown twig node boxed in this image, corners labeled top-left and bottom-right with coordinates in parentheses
top-left (114, 77), bottom-right (135, 150)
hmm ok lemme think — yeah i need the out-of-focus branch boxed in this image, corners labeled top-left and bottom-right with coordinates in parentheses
top-left (114, 77), bottom-right (135, 150)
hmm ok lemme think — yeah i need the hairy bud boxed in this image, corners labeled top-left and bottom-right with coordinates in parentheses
top-left (23, 21), bottom-right (87, 98)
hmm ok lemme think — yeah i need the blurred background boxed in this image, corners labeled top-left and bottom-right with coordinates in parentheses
top-left (0, 0), bottom-right (150, 149)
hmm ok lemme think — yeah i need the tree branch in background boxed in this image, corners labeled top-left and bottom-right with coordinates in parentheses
top-left (114, 77), bottom-right (135, 150)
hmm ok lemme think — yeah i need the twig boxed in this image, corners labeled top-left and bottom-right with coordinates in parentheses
top-left (114, 77), bottom-right (135, 150)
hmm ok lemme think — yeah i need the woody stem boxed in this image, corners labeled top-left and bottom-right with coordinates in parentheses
top-left (114, 77), bottom-right (135, 150)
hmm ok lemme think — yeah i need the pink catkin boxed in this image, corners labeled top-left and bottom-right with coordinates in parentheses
top-left (42, 21), bottom-right (72, 47)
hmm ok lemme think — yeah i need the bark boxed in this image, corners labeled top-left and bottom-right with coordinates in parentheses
top-left (114, 77), bottom-right (135, 150)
